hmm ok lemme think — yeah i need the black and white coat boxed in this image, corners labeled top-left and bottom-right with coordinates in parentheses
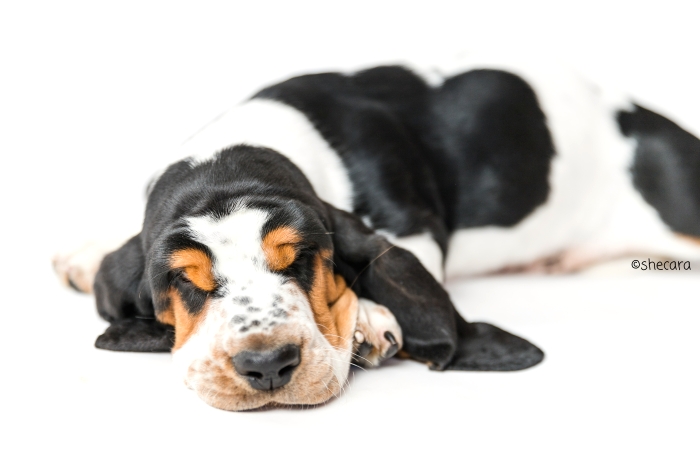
top-left (54, 56), bottom-right (700, 411)
top-left (182, 59), bottom-right (700, 279)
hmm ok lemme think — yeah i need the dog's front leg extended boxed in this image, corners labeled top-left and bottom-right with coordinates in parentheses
top-left (352, 298), bottom-right (403, 368)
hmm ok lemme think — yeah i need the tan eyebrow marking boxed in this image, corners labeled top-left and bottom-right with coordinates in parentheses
top-left (262, 226), bottom-right (302, 271)
top-left (170, 248), bottom-right (216, 291)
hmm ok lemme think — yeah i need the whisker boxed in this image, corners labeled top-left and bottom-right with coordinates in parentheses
top-left (322, 256), bottom-right (337, 267)
top-left (325, 343), bottom-right (374, 366)
top-left (324, 355), bottom-right (367, 370)
top-left (349, 245), bottom-right (396, 289)
top-left (313, 324), bottom-right (354, 344)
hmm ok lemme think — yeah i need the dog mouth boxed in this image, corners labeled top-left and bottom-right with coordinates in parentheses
top-left (175, 327), bottom-right (352, 411)
top-left (170, 294), bottom-right (408, 410)
top-left (169, 279), bottom-right (365, 411)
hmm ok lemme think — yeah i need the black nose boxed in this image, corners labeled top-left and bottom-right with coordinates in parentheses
top-left (232, 344), bottom-right (301, 391)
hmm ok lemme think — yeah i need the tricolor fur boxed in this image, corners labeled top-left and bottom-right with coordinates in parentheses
top-left (54, 57), bottom-right (700, 411)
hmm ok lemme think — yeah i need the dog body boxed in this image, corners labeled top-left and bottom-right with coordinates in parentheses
top-left (180, 59), bottom-right (700, 277)
top-left (54, 58), bottom-right (700, 410)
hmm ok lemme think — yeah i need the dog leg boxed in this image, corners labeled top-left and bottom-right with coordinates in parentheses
top-left (52, 238), bottom-right (125, 293)
top-left (351, 298), bottom-right (403, 368)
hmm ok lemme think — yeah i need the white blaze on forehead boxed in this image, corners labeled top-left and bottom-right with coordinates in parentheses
top-left (187, 208), bottom-right (270, 280)
top-left (185, 208), bottom-right (305, 332)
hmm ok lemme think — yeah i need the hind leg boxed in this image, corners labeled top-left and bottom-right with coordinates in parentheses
top-left (52, 237), bottom-right (126, 293)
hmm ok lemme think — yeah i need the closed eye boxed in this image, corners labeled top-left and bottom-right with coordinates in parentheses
top-left (176, 270), bottom-right (193, 284)
top-left (173, 269), bottom-right (219, 294)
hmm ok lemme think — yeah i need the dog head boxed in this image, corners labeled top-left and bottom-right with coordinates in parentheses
top-left (94, 146), bottom-right (544, 410)
top-left (151, 200), bottom-right (360, 410)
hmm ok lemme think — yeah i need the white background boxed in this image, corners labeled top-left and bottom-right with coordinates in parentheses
top-left (1, 1), bottom-right (699, 448)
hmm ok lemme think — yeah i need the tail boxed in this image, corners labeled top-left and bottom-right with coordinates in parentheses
top-left (617, 105), bottom-right (700, 237)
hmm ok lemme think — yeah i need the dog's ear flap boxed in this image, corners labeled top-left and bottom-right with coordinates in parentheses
top-left (447, 316), bottom-right (544, 371)
top-left (93, 234), bottom-right (174, 352)
top-left (95, 318), bottom-right (174, 352)
top-left (327, 204), bottom-right (458, 368)
top-left (325, 203), bottom-right (544, 371)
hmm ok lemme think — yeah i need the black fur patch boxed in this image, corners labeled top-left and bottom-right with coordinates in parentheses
top-left (255, 67), bottom-right (448, 250)
top-left (95, 318), bottom-right (174, 352)
top-left (93, 234), bottom-right (153, 323)
top-left (446, 321), bottom-right (544, 371)
top-left (618, 104), bottom-right (700, 236)
top-left (430, 70), bottom-right (556, 228)
top-left (256, 66), bottom-right (555, 239)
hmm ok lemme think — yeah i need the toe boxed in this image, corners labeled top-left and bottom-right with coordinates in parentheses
top-left (383, 331), bottom-right (399, 359)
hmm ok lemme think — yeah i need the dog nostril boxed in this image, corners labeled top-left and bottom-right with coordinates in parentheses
top-left (231, 344), bottom-right (301, 391)
top-left (245, 371), bottom-right (264, 380)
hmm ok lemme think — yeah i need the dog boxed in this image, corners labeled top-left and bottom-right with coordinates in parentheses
top-left (53, 56), bottom-right (700, 411)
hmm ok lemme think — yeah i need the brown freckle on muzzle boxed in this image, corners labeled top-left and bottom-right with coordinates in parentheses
top-left (170, 248), bottom-right (216, 291)
top-left (262, 227), bottom-right (302, 271)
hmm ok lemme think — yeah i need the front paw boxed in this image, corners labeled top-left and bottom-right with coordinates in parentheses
top-left (352, 299), bottom-right (402, 368)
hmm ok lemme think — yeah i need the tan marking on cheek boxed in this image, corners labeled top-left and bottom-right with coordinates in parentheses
top-left (170, 248), bottom-right (216, 291)
top-left (156, 298), bottom-right (175, 327)
top-left (307, 253), bottom-right (355, 348)
top-left (329, 284), bottom-right (359, 348)
top-left (307, 255), bottom-right (338, 346)
top-left (328, 274), bottom-right (348, 304)
top-left (161, 288), bottom-right (208, 350)
top-left (262, 227), bottom-right (302, 271)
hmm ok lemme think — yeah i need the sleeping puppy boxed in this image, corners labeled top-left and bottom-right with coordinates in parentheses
top-left (53, 57), bottom-right (700, 411)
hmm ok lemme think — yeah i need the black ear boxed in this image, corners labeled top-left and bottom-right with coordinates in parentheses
top-left (95, 318), bottom-right (174, 352)
top-left (448, 317), bottom-right (544, 371)
top-left (93, 234), bottom-right (173, 352)
top-left (326, 203), bottom-right (544, 371)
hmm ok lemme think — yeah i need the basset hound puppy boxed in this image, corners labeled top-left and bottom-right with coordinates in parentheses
top-left (53, 57), bottom-right (700, 411)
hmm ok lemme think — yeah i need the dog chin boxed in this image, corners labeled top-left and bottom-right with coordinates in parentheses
top-left (196, 365), bottom-right (343, 411)
top-left (180, 350), bottom-right (349, 411)
top-left (172, 318), bottom-right (355, 411)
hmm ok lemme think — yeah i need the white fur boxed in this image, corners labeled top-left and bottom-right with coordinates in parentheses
top-left (181, 98), bottom-right (354, 212)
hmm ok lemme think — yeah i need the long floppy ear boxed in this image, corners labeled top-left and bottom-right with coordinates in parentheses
top-left (326, 204), bottom-right (544, 371)
top-left (95, 318), bottom-right (174, 352)
top-left (93, 234), bottom-right (174, 352)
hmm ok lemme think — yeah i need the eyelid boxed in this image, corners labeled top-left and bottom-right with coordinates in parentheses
top-left (176, 270), bottom-right (216, 292)
top-left (178, 270), bottom-right (192, 282)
